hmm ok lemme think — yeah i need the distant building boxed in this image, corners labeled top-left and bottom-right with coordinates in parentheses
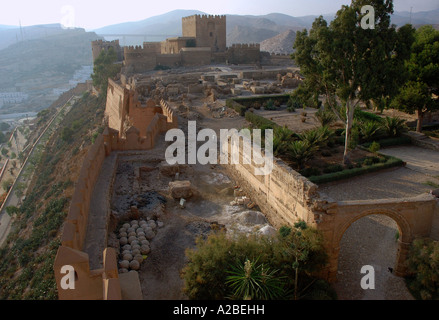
top-left (91, 14), bottom-right (291, 73)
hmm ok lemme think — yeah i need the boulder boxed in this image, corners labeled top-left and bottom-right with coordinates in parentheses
top-left (259, 225), bottom-right (277, 237)
top-left (119, 260), bottom-right (130, 269)
top-left (122, 253), bottom-right (133, 262)
top-left (169, 180), bottom-right (196, 199)
top-left (140, 245), bottom-right (151, 255)
top-left (129, 260), bottom-right (140, 271)
top-left (235, 211), bottom-right (267, 225)
top-left (119, 237), bottom-right (128, 246)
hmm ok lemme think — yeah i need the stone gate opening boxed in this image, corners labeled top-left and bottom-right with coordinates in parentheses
top-left (332, 213), bottom-right (413, 300)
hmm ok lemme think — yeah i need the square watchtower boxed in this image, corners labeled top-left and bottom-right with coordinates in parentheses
top-left (182, 14), bottom-right (226, 52)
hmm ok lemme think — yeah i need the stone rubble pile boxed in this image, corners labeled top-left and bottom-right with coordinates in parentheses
top-left (117, 218), bottom-right (164, 273)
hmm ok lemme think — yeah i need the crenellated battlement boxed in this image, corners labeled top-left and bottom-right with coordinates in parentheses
top-left (92, 39), bottom-right (120, 45)
top-left (230, 43), bottom-right (261, 49)
top-left (182, 14), bottom-right (226, 21)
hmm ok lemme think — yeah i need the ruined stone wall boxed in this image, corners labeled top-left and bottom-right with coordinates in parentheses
top-left (106, 79), bottom-right (129, 135)
top-left (222, 137), bottom-right (320, 228)
top-left (182, 15), bottom-right (226, 52)
top-left (240, 69), bottom-right (290, 80)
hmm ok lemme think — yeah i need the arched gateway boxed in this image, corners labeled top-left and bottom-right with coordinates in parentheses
top-left (319, 194), bottom-right (438, 283)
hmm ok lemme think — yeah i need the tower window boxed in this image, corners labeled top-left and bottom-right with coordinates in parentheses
top-left (210, 32), bottom-right (213, 37)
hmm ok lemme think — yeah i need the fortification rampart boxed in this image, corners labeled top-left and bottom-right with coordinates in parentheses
top-left (54, 134), bottom-right (121, 300)
top-left (92, 39), bottom-right (123, 63)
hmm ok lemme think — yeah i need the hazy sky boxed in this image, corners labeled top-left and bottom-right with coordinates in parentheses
top-left (1, 0), bottom-right (438, 30)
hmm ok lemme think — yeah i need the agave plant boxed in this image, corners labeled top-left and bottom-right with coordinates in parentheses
top-left (315, 109), bottom-right (336, 127)
top-left (225, 258), bottom-right (285, 300)
top-left (298, 126), bottom-right (334, 150)
top-left (359, 121), bottom-right (384, 143)
top-left (383, 116), bottom-right (408, 138)
top-left (287, 140), bottom-right (317, 170)
top-left (272, 126), bottom-right (295, 156)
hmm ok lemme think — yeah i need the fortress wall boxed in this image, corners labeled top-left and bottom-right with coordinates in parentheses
top-left (106, 79), bottom-right (128, 134)
top-left (180, 48), bottom-right (212, 66)
top-left (123, 46), bottom-right (157, 73)
top-left (55, 134), bottom-right (121, 300)
top-left (227, 44), bottom-right (261, 65)
top-left (156, 54), bottom-right (181, 68)
top-left (222, 137), bottom-right (320, 228)
top-left (92, 40), bottom-right (123, 63)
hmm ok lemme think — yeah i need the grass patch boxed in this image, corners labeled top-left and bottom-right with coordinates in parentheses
top-left (423, 181), bottom-right (439, 188)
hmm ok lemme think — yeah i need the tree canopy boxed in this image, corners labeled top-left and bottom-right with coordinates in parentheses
top-left (391, 25), bottom-right (439, 132)
top-left (91, 47), bottom-right (121, 97)
top-left (292, 0), bottom-right (414, 164)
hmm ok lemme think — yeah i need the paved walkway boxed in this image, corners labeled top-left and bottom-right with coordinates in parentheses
top-left (379, 145), bottom-right (439, 178)
top-left (82, 152), bottom-right (118, 270)
top-left (319, 146), bottom-right (439, 201)
top-left (321, 145), bottom-right (439, 300)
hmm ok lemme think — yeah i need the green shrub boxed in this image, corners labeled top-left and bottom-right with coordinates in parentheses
top-left (308, 156), bottom-right (403, 184)
top-left (264, 99), bottom-right (276, 110)
top-left (368, 141), bottom-right (380, 153)
top-left (406, 238), bottom-right (439, 300)
top-left (182, 225), bottom-right (330, 300)
top-left (359, 121), bottom-right (385, 143)
top-left (245, 111), bottom-right (276, 128)
top-left (226, 99), bottom-right (247, 116)
top-left (383, 116), bottom-right (408, 138)
top-left (300, 167), bottom-right (321, 177)
top-left (287, 140), bottom-right (317, 170)
top-left (322, 164), bottom-right (343, 174)
top-left (315, 109), bottom-right (336, 127)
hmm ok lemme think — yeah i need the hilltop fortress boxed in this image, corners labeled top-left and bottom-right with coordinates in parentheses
top-left (91, 14), bottom-right (292, 73)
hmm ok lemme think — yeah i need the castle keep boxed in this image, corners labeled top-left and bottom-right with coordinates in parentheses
top-left (92, 14), bottom-right (287, 73)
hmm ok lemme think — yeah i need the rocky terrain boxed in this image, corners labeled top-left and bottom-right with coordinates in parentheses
top-left (260, 29), bottom-right (297, 54)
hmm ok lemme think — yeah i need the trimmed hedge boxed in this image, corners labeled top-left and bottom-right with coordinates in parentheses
top-left (232, 94), bottom-right (291, 108)
top-left (361, 136), bottom-right (412, 148)
top-left (355, 109), bottom-right (383, 123)
top-left (245, 111), bottom-right (277, 128)
top-left (225, 99), bottom-right (247, 116)
top-left (308, 156), bottom-right (404, 184)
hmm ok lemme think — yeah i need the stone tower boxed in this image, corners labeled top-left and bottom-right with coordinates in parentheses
top-left (91, 40), bottom-right (124, 63)
top-left (182, 15), bottom-right (226, 52)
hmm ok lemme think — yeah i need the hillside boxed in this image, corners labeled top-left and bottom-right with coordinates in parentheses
top-left (0, 28), bottom-right (102, 114)
top-left (260, 29), bottom-right (297, 54)
top-left (92, 9), bottom-right (439, 46)
top-left (0, 89), bottom-right (106, 299)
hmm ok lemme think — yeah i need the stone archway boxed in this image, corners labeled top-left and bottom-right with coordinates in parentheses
top-left (331, 208), bottom-right (413, 284)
